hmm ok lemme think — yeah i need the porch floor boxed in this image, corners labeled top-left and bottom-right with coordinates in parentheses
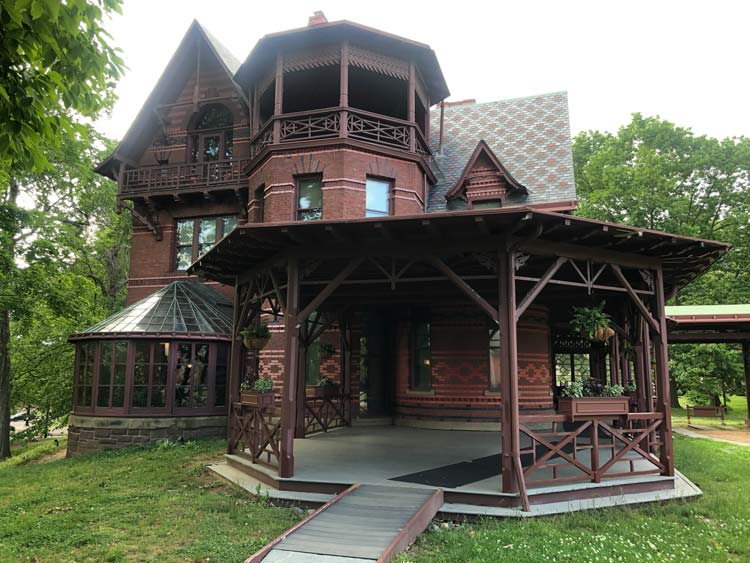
top-left (237, 425), bottom-right (674, 496)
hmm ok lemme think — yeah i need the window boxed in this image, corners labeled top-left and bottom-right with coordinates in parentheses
top-left (365, 177), bottom-right (391, 217)
top-left (409, 308), bottom-right (432, 391)
top-left (133, 342), bottom-right (169, 410)
top-left (75, 342), bottom-right (96, 407)
top-left (488, 328), bottom-right (501, 391)
top-left (215, 344), bottom-right (228, 408)
top-left (175, 216), bottom-right (238, 270)
top-left (97, 341), bottom-right (128, 409)
top-left (297, 176), bottom-right (323, 221)
top-left (174, 342), bottom-right (209, 409)
top-left (554, 353), bottom-right (590, 385)
top-left (188, 104), bottom-right (234, 164)
top-left (472, 199), bottom-right (501, 210)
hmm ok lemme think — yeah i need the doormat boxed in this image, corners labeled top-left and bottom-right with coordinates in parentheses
top-left (390, 454), bottom-right (501, 488)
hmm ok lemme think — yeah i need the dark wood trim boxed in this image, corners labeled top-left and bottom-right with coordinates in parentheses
top-left (515, 256), bottom-right (566, 321)
top-left (376, 488), bottom-right (443, 563)
top-left (611, 264), bottom-right (660, 334)
top-left (280, 257), bottom-right (300, 477)
top-left (297, 257), bottom-right (364, 323)
top-left (654, 267), bottom-right (674, 476)
top-left (428, 257), bottom-right (499, 324)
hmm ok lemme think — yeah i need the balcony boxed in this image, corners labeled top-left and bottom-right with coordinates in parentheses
top-left (249, 107), bottom-right (433, 166)
top-left (120, 158), bottom-right (251, 197)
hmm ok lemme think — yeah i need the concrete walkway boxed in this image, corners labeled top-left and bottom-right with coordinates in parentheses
top-left (674, 426), bottom-right (750, 447)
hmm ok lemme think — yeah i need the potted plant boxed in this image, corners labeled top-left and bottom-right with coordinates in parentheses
top-left (571, 303), bottom-right (615, 343)
top-left (314, 376), bottom-right (340, 399)
top-left (240, 323), bottom-right (271, 350)
top-left (240, 376), bottom-right (275, 407)
top-left (558, 380), bottom-right (629, 420)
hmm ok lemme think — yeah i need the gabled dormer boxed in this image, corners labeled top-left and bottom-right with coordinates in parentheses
top-left (96, 21), bottom-right (250, 207)
top-left (444, 140), bottom-right (527, 209)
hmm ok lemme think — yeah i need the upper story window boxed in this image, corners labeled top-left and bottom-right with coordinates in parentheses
top-left (297, 175), bottom-right (323, 221)
top-left (365, 177), bottom-right (391, 217)
top-left (189, 104), bottom-right (234, 164)
top-left (472, 200), bottom-right (501, 210)
top-left (175, 216), bottom-right (238, 270)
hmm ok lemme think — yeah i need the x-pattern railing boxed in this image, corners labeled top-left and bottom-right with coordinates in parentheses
top-left (347, 111), bottom-right (410, 150)
top-left (518, 412), bottom-right (665, 487)
top-left (280, 111), bottom-right (340, 142)
top-left (229, 402), bottom-right (281, 468)
top-left (303, 395), bottom-right (349, 436)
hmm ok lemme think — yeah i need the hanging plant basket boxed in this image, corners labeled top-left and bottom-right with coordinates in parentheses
top-left (592, 326), bottom-right (615, 342)
top-left (243, 335), bottom-right (271, 350)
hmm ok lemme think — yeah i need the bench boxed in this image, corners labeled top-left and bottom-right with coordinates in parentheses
top-left (686, 404), bottom-right (727, 425)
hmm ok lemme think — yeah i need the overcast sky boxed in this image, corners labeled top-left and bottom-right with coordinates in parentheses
top-left (96, 0), bottom-right (750, 142)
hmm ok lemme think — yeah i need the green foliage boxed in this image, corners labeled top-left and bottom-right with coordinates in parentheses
top-left (240, 323), bottom-right (271, 339)
top-left (0, 439), bottom-right (299, 562)
top-left (251, 376), bottom-right (274, 393)
top-left (570, 303), bottom-right (610, 340)
top-left (670, 344), bottom-right (743, 406)
top-left (317, 375), bottom-right (337, 388)
top-left (602, 384), bottom-right (625, 398)
top-left (559, 380), bottom-right (584, 398)
top-left (0, 0), bottom-right (124, 173)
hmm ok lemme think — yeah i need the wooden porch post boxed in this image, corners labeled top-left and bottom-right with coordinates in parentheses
top-left (407, 60), bottom-right (416, 153)
top-left (653, 267), bottom-right (675, 476)
top-left (634, 318), bottom-right (648, 412)
top-left (339, 41), bottom-right (349, 139)
top-left (227, 279), bottom-right (243, 453)
top-left (743, 341), bottom-right (750, 429)
top-left (273, 52), bottom-right (284, 144)
top-left (280, 258), bottom-right (300, 477)
top-left (643, 319), bottom-right (654, 413)
top-left (295, 324), bottom-right (308, 438)
top-left (499, 247), bottom-right (520, 494)
top-left (342, 313), bottom-right (353, 423)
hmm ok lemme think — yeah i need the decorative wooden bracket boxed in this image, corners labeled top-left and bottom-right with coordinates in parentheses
top-left (611, 264), bottom-right (660, 335)
top-left (297, 257), bottom-right (364, 324)
top-left (515, 256), bottom-right (567, 321)
top-left (428, 256), bottom-right (499, 324)
top-left (122, 201), bottom-right (162, 240)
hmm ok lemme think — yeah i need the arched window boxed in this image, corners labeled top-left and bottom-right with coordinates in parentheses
top-left (189, 104), bottom-right (234, 163)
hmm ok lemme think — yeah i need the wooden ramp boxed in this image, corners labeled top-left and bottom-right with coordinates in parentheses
top-left (248, 484), bottom-right (443, 563)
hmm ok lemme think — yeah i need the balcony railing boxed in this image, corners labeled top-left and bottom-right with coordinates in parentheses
top-left (120, 158), bottom-right (251, 195)
top-left (249, 107), bottom-right (433, 164)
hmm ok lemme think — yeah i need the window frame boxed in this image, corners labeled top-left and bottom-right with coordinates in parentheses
top-left (174, 215), bottom-right (238, 271)
top-left (95, 340), bottom-right (130, 414)
top-left (74, 341), bottom-right (97, 414)
top-left (131, 341), bottom-right (171, 413)
top-left (365, 175), bottom-right (393, 218)
top-left (295, 174), bottom-right (324, 221)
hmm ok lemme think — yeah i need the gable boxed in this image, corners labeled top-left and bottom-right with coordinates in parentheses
top-left (97, 21), bottom-right (248, 177)
top-left (444, 140), bottom-right (527, 205)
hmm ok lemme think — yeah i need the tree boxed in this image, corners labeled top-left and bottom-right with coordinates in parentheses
top-left (573, 114), bottom-right (750, 407)
top-left (0, 0), bottom-right (123, 459)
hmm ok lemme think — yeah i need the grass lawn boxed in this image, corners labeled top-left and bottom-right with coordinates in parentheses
top-left (672, 395), bottom-right (749, 430)
top-left (0, 439), bottom-right (298, 563)
top-left (399, 435), bottom-right (750, 562)
top-left (1, 433), bottom-right (749, 562)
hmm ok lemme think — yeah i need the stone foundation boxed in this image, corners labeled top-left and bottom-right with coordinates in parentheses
top-left (66, 414), bottom-right (227, 457)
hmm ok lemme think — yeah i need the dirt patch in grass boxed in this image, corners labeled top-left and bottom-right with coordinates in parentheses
top-left (691, 428), bottom-right (750, 443)
top-left (28, 448), bottom-right (67, 464)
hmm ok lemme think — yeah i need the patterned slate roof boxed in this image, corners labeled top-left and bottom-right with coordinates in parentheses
top-left (427, 92), bottom-right (576, 212)
top-left (73, 281), bottom-right (232, 337)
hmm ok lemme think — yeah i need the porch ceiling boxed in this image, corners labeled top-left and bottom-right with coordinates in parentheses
top-left (188, 208), bottom-right (730, 293)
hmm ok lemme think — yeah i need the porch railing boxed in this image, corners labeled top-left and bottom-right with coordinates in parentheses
top-left (121, 158), bottom-right (251, 195)
top-left (303, 393), bottom-right (350, 436)
top-left (228, 401), bottom-right (281, 469)
top-left (249, 107), bottom-right (433, 163)
top-left (518, 412), bottom-right (665, 487)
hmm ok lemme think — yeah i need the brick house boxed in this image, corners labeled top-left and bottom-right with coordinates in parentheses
top-left (67, 15), bottom-right (729, 510)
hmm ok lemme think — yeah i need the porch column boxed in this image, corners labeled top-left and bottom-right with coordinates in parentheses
top-left (653, 267), bottom-right (674, 476)
top-left (634, 318), bottom-right (648, 412)
top-left (280, 258), bottom-right (300, 477)
top-left (341, 313), bottom-right (353, 423)
top-left (295, 324), bottom-right (308, 438)
top-left (743, 341), bottom-right (750, 429)
top-left (643, 319), bottom-right (654, 412)
top-left (272, 52), bottom-right (284, 144)
top-left (408, 60), bottom-right (416, 152)
top-left (226, 279), bottom-right (243, 453)
top-left (339, 41), bottom-right (349, 138)
top-left (499, 247), bottom-right (521, 494)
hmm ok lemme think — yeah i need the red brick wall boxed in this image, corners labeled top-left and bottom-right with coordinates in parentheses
top-left (248, 147), bottom-right (426, 223)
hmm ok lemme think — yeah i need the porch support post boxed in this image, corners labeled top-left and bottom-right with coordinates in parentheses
top-left (227, 278), bottom-right (243, 453)
top-left (634, 317), bottom-right (647, 412)
top-left (280, 258), bottom-right (300, 477)
top-left (408, 60), bottom-right (416, 152)
top-left (499, 247), bottom-right (521, 495)
top-left (653, 267), bottom-right (675, 476)
top-left (515, 256), bottom-right (566, 321)
top-left (295, 322), bottom-right (308, 438)
top-left (297, 257), bottom-right (364, 324)
top-left (273, 52), bottom-right (283, 144)
top-left (743, 341), bottom-right (750, 429)
top-left (611, 264), bottom-right (660, 335)
top-left (339, 41), bottom-right (349, 138)
top-left (342, 313), bottom-right (353, 424)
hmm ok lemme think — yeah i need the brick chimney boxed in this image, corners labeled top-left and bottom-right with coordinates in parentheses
top-left (308, 11), bottom-right (328, 26)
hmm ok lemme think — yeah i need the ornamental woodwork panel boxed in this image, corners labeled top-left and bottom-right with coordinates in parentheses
top-left (349, 44), bottom-right (409, 80)
top-left (283, 44), bottom-right (341, 73)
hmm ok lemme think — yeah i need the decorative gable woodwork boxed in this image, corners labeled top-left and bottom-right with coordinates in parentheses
top-left (445, 140), bottom-right (527, 206)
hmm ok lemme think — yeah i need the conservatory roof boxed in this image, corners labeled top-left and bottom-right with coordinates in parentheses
top-left (70, 281), bottom-right (232, 340)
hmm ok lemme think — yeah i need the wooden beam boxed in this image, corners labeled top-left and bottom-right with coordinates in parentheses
top-left (269, 269), bottom-right (286, 313)
top-left (428, 257), bottom-right (499, 324)
top-left (611, 264), bottom-right (660, 335)
top-left (515, 257), bottom-right (566, 321)
top-left (653, 267), bottom-right (674, 476)
top-left (297, 257), bottom-right (364, 324)
top-left (514, 238), bottom-right (660, 270)
top-left (280, 258), bottom-right (300, 477)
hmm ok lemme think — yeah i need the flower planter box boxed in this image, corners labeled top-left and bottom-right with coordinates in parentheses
top-left (240, 391), bottom-right (274, 408)
top-left (306, 384), bottom-right (340, 399)
top-left (243, 336), bottom-right (270, 350)
top-left (558, 396), bottom-right (629, 420)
